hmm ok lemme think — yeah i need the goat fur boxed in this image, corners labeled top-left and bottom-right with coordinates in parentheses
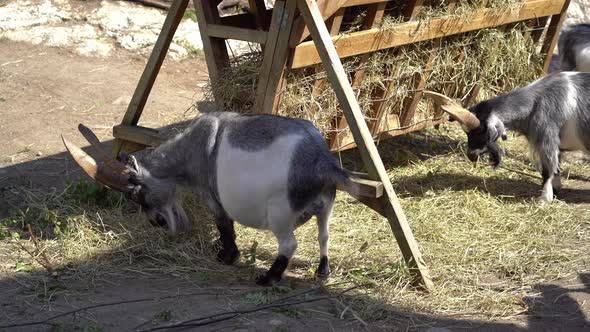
top-left (126, 112), bottom-right (357, 285)
top-left (464, 72), bottom-right (590, 202)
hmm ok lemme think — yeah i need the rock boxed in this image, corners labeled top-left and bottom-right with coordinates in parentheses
top-left (36, 151), bottom-right (43, 157)
top-left (112, 95), bottom-right (132, 106)
top-left (268, 319), bottom-right (283, 326)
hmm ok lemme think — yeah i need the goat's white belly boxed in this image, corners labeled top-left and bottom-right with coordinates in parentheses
top-left (215, 134), bottom-right (301, 230)
top-left (560, 119), bottom-right (587, 152)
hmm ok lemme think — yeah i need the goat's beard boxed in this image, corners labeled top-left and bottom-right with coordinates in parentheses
top-left (487, 141), bottom-right (502, 168)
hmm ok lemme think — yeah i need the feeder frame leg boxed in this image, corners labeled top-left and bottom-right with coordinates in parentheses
top-left (254, 0), bottom-right (298, 114)
top-left (112, 0), bottom-right (190, 156)
top-left (541, 0), bottom-right (571, 73)
top-left (297, 0), bottom-right (433, 290)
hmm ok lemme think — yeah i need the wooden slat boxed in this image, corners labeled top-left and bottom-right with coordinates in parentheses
top-left (333, 116), bottom-right (447, 152)
top-left (297, 0), bottom-right (433, 290)
top-left (289, 0), bottom-right (349, 47)
top-left (290, 0), bottom-right (566, 69)
top-left (540, 0), bottom-right (571, 73)
top-left (219, 12), bottom-right (259, 29)
top-left (254, 0), bottom-right (298, 114)
top-left (339, 174), bottom-right (384, 198)
top-left (113, 125), bottom-right (166, 147)
top-left (399, 0), bottom-right (459, 127)
top-left (366, 0), bottom-right (424, 136)
top-left (113, 0), bottom-right (189, 155)
top-left (193, 0), bottom-right (230, 86)
top-left (248, 0), bottom-right (271, 29)
top-left (329, 2), bottom-right (387, 150)
top-left (207, 24), bottom-right (268, 43)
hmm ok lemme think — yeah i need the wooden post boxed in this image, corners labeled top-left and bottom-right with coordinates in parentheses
top-left (254, 0), bottom-right (298, 114)
top-left (193, 0), bottom-right (230, 99)
top-left (540, 0), bottom-right (571, 73)
top-left (112, 0), bottom-right (190, 155)
top-left (297, 0), bottom-right (433, 290)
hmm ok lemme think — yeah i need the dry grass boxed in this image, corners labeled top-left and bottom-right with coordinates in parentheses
top-left (2, 125), bottom-right (590, 324)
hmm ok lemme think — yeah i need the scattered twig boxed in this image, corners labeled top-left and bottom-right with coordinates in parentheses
top-left (499, 165), bottom-right (542, 180)
top-left (0, 291), bottom-right (230, 330)
top-left (140, 285), bottom-right (362, 331)
top-left (0, 59), bottom-right (23, 67)
top-left (16, 224), bottom-right (55, 273)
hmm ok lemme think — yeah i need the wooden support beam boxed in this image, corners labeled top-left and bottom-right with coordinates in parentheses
top-left (112, 0), bottom-right (189, 155)
top-left (207, 24), bottom-right (268, 43)
top-left (290, 0), bottom-right (566, 69)
top-left (289, 0), bottom-right (348, 47)
top-left (297, 0), bottom-right (433, 290)
top-left (193, 0), bottom-right (230, 88)
top-left (540, 0), bottom-right (571, 73)
top-left (254, 0), bottom-right (298, 114)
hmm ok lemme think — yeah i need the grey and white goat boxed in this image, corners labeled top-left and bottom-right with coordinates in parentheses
top-left (425, 72), bottom-right (590, 203)
top-left (63, 112), bottom-right (361, 285)
top-left (558, 23), bottom-right (590, 72)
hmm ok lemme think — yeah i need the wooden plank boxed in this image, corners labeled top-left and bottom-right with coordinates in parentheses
top-left (254, 0), bottom-right (298, 114)
top-left (289, 0), bottom-right (348, 47)
top-left (193, 0), bottom-right (230, 85)
top-left (113, 0), bottom-right (189, 155)
top-left (297, 0), bottom-right (433, 290)
top-left (290, 0), bottom-right (566, 69)
top-left (329, 2), bottom-right (387, 150)
top-left (219, 12), bottom-right (258, 29)
top-left (113, 125), bottom-right (166, 147)
top-left (248, 0), bottom-right (271, 29)
top-left (365, 0), bottom-right (424, 136)
top-left (207, 24), bottom-right (268, 43)
top-left (339, 175), bottom-right (384, 198)
top-left (333, 115), bottom-right (447, 152)
top-left (540, 0), bottom-right (571, 72)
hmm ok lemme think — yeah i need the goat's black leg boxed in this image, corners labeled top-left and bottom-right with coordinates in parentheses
top-left (316, 191), bottom-right (335, 278)
top-left (256, 231), bottom-right (297, 286)
top-left (214, 214), bottom-right (239, 265)
top-left (553, 153), bottom-right (563, 197)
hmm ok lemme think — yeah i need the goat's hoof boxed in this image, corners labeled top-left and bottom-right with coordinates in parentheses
top-left (255, 273), bottom-right (280, 286)
top-left (216, 247), bottom-right (239, 265)
top-left (535, 196), bottom-right (553, 206)
top-left (315, 256), bottom-right (330, 278)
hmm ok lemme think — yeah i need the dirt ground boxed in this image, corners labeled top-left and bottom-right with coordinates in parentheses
top-left (1, 1), bottom-right (590, 331)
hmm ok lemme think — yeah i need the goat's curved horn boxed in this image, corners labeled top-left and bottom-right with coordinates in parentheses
top-left (78, 124), bottom-right (128, 174)
top-left (61, 135), bottom-right (130, 192)
top-left (423, 90), bottom-right (480, 130)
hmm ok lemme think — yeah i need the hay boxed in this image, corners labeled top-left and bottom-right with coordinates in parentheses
top-left (206, 3), bottom-right (544, 138)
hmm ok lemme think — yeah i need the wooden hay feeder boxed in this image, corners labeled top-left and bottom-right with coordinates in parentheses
top-left (111, 0), bottom-right (571, 290)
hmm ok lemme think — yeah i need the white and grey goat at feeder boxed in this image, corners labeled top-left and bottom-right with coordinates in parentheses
top-left (424, 71), bottom-right (590, 203)
top-left (558, 23), bottom-right (590, 72)
top-left (62, 112), bottom-right (366, 285)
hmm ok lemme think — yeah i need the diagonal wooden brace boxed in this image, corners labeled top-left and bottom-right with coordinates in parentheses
top-left (296, 0), bottom-right (433, 291)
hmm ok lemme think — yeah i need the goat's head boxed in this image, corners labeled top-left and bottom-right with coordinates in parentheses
top-left (424, 91), bottom-right (504, 168)
top-left (62, 124), bottom-right (190, 236)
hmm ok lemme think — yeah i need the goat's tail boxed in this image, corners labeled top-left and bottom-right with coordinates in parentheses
top-left (322, 161), bottom-right (363, 197)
